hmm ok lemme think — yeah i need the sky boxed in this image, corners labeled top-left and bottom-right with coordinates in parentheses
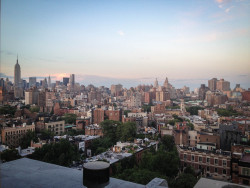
top-left (1, 0), bottom-right (250, 90)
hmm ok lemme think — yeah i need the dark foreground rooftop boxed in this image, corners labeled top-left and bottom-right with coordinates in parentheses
top-left (0, 158), bottom-right (167, 188)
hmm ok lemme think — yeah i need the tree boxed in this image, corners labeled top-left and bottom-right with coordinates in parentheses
top-left (30, 106), bottom-right (40, 113)
top-left (0, 149), bottom-right (21, 162)
top-left (142, 105), bottom-right (152, 112)
top-left (173, 173), bottom-right (198, 188)
top-left (39, 130), bottom-right (54, 140)
top-left (114, 168), bottom-right (167, 185)
top-left (123, 110), bottom-right (131, 116)
top-left (0, 105), bottom-right (16, 116)
top-left (100, 120), bottom-right (121, 144)
top-left (63, 113), bottom-right (77, 124)
top-left (20, 130), bottom-right (38, 149)
top-left (186, 106), bottom-right (204, 115)
top-left (161, 135), bottom-right (175, 151)
top-left (29, 139), bottom-right (80, 167)
top-left (187, 122), bottom-right (194, 130)
top-left (121, 122), bottom-right (137, 142)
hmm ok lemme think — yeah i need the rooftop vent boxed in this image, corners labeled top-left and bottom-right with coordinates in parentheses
top-left (83, 161), bottom-right (110, 188)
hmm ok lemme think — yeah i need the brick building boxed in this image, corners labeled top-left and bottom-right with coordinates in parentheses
top-left (44, 120), bottom-right (65, 135)
top-left (93, 109), bottom-right (104, 124)
top-left (85, 124), bottom-right (103, 136)
top-left (177, 145), bottom-right (231, 180)
top-left (1, 124), bottom-right (35, 148)
top-left (231, 145), bottom-right (250, 186)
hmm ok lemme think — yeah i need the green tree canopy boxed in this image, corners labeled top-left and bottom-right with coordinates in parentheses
top-left (29, 139), bottom-right (80, 167)
top-left (63, 113), bottom-right (77, 124)
top-left (0, 105), bottom-right (16, 116)
top-left (30, 106), bottom-right (40, 113)
top-left (20, 130), bottom-right (38, 149)
top-left (186, 106), bottom-right (204, 115)
top-left (0, 149), bottom-right (21, 162)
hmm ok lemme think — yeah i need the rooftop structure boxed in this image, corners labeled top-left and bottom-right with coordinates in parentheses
top-left (194, 178), bottom-right (248, 188)
top-left (0, 158), bottom-right (168, 188)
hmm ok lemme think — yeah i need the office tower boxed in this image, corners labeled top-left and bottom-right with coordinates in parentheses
top-left (14, 57), bottom-right (23, 98)
top-left (208, 78), bottom-right (217, 91)
top-left (163, 77), bottom-right (169, 88)
top-left (154, 78), bottom-right (159, 88)
top-left (48, 75), bottom-right (51, 89)
top-left (110, 84), bottom-right (122, 96)
top-left (216, 79), bottom-right (230, 92)
top-left (25, 88), bottom-right (39, 105)
top-left (63, 77), bottom-right (69, 86)
top-left (69, 74), bottom-right (75, 91)
top-left (29, 77), bottom-right (37, 88)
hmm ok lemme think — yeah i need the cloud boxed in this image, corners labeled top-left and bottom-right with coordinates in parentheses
top-left (117, 30), bottom-right (125, 36)
top-left (215, 0), bottom-right (231, 4)
top-left (225, 6), bottom-right (234, 13)
top-left (0, 73), bottom-right (12, 78)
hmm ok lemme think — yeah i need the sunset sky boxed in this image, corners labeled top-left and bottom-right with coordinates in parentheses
top-left (1, 0), bottom-right (250, 89)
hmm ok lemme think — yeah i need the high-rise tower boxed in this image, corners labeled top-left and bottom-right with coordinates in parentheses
top-left (69, 74), bottom-right (75, 91)
top-left (48, 75), bottom-right (51, 89)
top-left (154, 78), bottom-right (159, 88)
top-left (14, 56), bottom-right (23, 98)
top-left (14, 57), bottom-right (21, 87)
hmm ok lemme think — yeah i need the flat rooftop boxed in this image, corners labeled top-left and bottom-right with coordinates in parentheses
top-left (194, 178), bottom-right (249, 188)
top-left (0, 158), bottom-right (166, 188)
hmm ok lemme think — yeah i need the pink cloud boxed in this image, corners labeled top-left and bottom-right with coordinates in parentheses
top-left (215, 0), bottom-right (231, 3)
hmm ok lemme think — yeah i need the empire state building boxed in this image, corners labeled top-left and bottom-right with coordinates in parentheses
top-left (14, 57), bottom-right (23, 98)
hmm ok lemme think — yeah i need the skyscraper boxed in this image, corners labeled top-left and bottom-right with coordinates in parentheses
top-left (69, 74), bottom-right (75, 91)
top-left (48, 75), bottom-right (51, 89)
top-left (216, 79), bottom-right (230, 92)
top-left (14, 57), bottom-right (23, 98)
top-left (14, 58), bottom-right (21, 87)
top-left (29, 77), bottom-right (37, 88)
top-left (208, 78), bottom-right (217, 91)
top-left (154, 78), bottom-right (159, 88)
top-left (63, 77), bottom-right (69, 86)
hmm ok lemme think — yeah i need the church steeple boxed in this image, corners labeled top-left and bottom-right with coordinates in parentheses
top-left (17, 54), bottom-right (19, 64)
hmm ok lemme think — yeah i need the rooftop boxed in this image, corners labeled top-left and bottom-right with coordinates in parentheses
top-left (194, 178), bottom-right (249, 188)
top-left (178, 145), bottom-right (231, 156)
top-left (0, 158), bottom-right (167, 188)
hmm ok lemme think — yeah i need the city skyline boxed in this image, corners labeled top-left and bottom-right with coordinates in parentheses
top-left (1, 0), bottom-right (250, 89)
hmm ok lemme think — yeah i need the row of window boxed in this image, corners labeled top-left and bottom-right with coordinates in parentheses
top-left (5, 129), bottom-right (34, 136)
top-left (47, 124), bottom-right (63, 128)
top-left (205, 166), bottom-right (227, 175)
top-left (184, 154), bottom-right (227, 166)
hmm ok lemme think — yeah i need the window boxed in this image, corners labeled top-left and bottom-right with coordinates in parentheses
top-left (223, 160), bottom-right (227, 167)
top-left (242, 168), bottom-right (250, 176)
top-left (184, 154), bottom-right (187, 160)
top-left (215, 159), bottom-right (218, 165)
top-left (207, 166), bottom-right (210, 171)
top-left (199, 157), bottom-right (202, 162)
top-left (192, 155), bottom-right (194, 161)
top-left (60, 124), bottom-right (62, 126)
top-left (223, 169), bottom-right (226, 175)
top-left (207, 158), bottom-right (210, 163)
top-left (195, 136), bottom-right (197, 139)
top-left (215, 168), bottom-right (218, 173)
